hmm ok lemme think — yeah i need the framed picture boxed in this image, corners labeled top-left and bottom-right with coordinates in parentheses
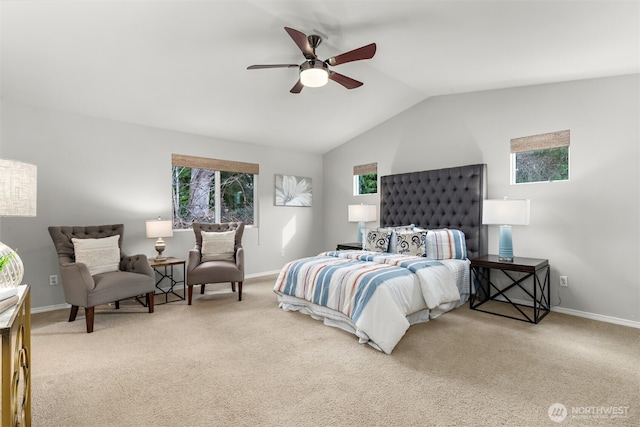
top-left (275, 174), bottom-right (312, 206)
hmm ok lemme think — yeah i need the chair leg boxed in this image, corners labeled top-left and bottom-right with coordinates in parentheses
top-left (200, 284), bottom-right (206, 294)
top-left (188, 285), bottom-right (194, 305)
top-left (238, 282), bottom-right (243, 301)
top-left (85, 307), bottom-right (95, 333)
top-left (231, 282), bottom-right (236, 292)
top-left (147, 292), bottom-right (155, 313)
top-left (69, 305), bottom-right (79, 322)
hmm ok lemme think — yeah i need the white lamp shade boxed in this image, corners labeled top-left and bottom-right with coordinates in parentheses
top-left (483, 199), bottom-right (530, 225)
top-left (146, 219), bottom-right (174, 238)
top-left (0, 159), bottom-right (37, 216)
top-left (348, 204), bottom-right (377, 222)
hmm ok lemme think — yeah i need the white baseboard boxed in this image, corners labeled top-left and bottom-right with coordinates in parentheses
top-left (551, 306), bottom-right (640, 329)
top-left (497, 296), bottom-right (640, 329)
top-left (31, 303), bottom-right (70, 314)
top-left (245, 270), bottom-right (281, 279)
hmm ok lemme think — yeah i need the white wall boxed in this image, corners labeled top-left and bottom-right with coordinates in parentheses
top-left (0, 100), bottom-right (324, 309)
top-left (323, 74), bottom-right (639, 324)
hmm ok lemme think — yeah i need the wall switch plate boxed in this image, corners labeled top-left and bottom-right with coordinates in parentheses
top-left (559, 275), bottom-right (568, 287)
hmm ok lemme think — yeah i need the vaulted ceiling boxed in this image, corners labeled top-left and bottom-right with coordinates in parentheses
top-left (1, 1), bottom-right (638, 154)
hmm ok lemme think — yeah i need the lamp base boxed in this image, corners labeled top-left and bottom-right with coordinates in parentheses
top-left (357, 222), bottom-right (365, 244)
top-left (154, 238), bottom-right (167, 261)
top-left (498, 225), bottom-right (514, 262)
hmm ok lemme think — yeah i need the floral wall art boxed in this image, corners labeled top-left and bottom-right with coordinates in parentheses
top-left (274, 174), bottom-right (312, 207)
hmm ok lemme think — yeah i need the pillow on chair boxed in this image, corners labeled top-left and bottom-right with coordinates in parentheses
top-left (72, 235), bottom-right (121, 275)
top-left (201, 230), bottom-right (236, 262)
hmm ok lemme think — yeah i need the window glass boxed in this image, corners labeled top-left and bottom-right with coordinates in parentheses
top-left (355, 173), bottom-right (378, 195)
top-left (513, 147), bottom-right (569, 184)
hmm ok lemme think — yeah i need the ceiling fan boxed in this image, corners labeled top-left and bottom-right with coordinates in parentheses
top-left (247, 27), bottom-right (377, 94)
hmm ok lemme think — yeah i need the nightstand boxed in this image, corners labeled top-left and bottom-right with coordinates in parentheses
top-left (470, 255), bottom-right (550, 323)
top-left (336, 242), bottom-right (363, 250)
top-left (149, 257), bottom-right (186, 304)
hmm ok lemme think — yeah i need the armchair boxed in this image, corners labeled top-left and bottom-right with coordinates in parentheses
top-left (187, 222), bottom-right (244, 305)
top-left (48, 224), bottom-right (155, 333)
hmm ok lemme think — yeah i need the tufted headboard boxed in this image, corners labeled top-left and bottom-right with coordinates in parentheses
top-left (380, 164), bottom-right (487, 260)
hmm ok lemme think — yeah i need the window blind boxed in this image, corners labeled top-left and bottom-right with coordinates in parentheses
top-left (510, 130), bottom-right (570, 154)
top-left (172, 154), bottom-right (259, 174)
top-left (353, 162), bottom-right (377, 176)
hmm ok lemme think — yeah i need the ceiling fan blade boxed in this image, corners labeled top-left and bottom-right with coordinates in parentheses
top-left (326, 43), bottom-right (376, 66)
top-left (329, 71), bottom-right (364, 89)
top-left (290, 79), bottom-right (304, 94)
top-left (284, 27), bottom-right (316, 59)
top-left (247, 64), bottom-right (299, 70)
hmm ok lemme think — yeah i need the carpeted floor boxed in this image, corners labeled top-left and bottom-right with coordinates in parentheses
top-left (30, 276), bottom-right (639, 426)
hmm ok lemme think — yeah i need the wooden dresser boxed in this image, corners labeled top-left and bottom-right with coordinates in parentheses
top-left (1, 285), bottom-right (31, 426)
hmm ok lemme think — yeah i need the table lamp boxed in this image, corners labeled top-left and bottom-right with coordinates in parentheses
top-left (482, 198), bottom-right (530, 262)
top-left (0, 159), bottom-right (37, 287)
top-left (146, 217), bottom-right (173, 261)
top-left (348, 204), bottom-right (377, 244)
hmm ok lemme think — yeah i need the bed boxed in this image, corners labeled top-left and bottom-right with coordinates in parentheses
top-left (273, 164), bottom-right (487, 353)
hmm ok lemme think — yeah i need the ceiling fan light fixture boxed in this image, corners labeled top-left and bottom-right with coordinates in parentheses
top-left (300, 61), bottom-right (329, 88)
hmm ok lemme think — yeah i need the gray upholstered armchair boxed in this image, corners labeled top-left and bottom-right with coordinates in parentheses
top-left (48, 224), bottom-right (155, 333)
top-left (187, 222), bottom-right (244, 305)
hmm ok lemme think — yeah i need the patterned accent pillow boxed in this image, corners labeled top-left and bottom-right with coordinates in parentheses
top-left (425, 229), bottom-right (467, 260)
top-left (387, 225), bottom-right (416, 253)
top-left (201, 230), bottom-right (236, 262)
top-left (395, 231), bottom-right (426, 257)
top-left (364, 229), bottom-right (391, 253)
top-left (72, 235), bottom-right (120, 275)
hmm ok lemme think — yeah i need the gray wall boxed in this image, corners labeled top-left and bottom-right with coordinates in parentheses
top-left (323, 74), bottom-right (639, 324)
top-left (0, 100), bottom-right (324, 309)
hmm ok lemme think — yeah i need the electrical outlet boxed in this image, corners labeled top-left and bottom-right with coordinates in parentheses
top-left (49, 274), bottom-right (59, 286)
top-left (281, 249), bottom-right (285, 257)
top-left (559, 275), bottom-right (568, 287)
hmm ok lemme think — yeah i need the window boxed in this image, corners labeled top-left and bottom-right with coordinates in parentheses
top-left (353, 162), bottom-right (378, 195)
top-left (172, 154), bottom-right (258, 228)
top-left (511, 130), bottom-right (570, 184)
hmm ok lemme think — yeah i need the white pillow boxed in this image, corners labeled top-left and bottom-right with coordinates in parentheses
top-left (72, 235), bottom-right (121, 275)
top-left (201, 230), bottom-right (236, 262)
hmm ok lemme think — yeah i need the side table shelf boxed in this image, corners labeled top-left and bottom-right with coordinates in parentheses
top-left (149, 257), bottom-right (186, 304)
top-left (470, 255), bottom-right (550, 324)
top-left (1, 284), bottom-right (31, 426)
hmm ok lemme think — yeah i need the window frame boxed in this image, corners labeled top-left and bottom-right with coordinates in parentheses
top-left (353, 162), bottom-right (378, 196)
top-left (171, 154), bottom-right (259, 229)
top-left (510, 130), bottom-right (570, 185)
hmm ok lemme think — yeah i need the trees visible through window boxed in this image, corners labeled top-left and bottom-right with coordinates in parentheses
top-left (172, 154), bottom-right (258, 228)
top-left (353, 162), bottom-right (378, 195)
top-left (511, 130), bottom-right (570, 184)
